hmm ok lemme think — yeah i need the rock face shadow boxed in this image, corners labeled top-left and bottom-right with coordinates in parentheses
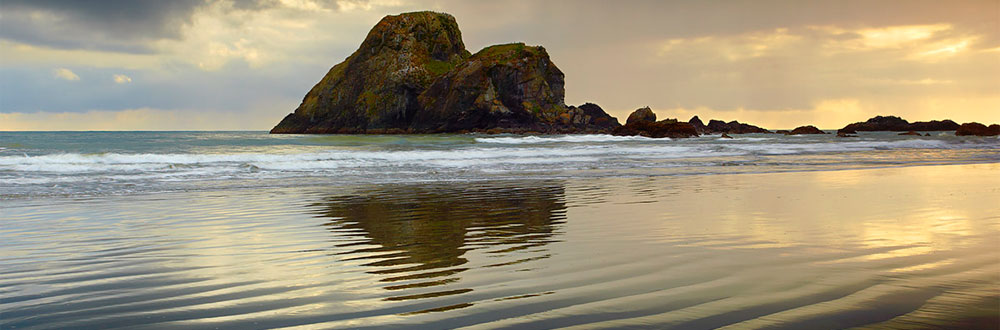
top-left (315, 181), bottom-right (567, 305)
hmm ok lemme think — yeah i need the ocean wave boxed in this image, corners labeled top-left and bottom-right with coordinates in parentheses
top-left (0, 146), bottom-right (708, 173)
top-left (475, 134), bottom-right (656, 144)
top-left (0, 138), bottom-right (990, 175)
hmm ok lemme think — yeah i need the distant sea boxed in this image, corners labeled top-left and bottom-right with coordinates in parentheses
top-left (2, 131), bottom-right (999, 329)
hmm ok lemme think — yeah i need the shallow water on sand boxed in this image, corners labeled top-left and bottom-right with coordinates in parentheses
top-left (2, 163), bottom-right (998, 329)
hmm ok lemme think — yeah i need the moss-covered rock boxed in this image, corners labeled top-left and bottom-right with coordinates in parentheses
top-left (271, 12), bottom-right (620, 134)
top-left (414, 43), bottom-right (616, 133)
top-left (271, 11), bottom-right (469, 133)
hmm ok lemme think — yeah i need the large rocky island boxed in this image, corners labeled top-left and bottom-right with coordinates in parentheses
top-left (271, 11), bottom-right (619, 134)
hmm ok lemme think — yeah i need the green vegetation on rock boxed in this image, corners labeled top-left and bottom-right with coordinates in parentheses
top-left (423, 59), bottom-right (455, 75)
top-left (270, 11), bottom-right (620, 134)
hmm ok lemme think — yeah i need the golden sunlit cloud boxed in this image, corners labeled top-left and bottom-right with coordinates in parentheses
top-left (658, 28), bottom-right (802, 61)
top-left (913, 37), bottom-right (975, 61)
top-left (336, 0), bottom-right (406, 12)
top-left (152, 0), bottom-right (401, 71)
top-left (52, 68), bottom-right (80, 81)
top-left (855, 24), bottom-right (951, 49)
top-left (808, 24), bottom-right (981, 62)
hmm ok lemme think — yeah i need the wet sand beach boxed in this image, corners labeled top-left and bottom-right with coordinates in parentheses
top-left (3, 163), bottom-right (997, 329)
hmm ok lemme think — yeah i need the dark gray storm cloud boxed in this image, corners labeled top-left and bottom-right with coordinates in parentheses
top-left (0, 0), bottom-right (393, 53)
top-left (0, 0), bottom-right (205, 53)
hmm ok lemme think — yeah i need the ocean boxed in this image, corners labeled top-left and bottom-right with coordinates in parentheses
top-left (2, 131), bottom-right (998, 198)
top-left (2, 131), bottom-right (999, 329)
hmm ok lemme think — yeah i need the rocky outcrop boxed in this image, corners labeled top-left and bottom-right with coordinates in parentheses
top-left (955, 122), bottom-right (1000, 136)
top-left (707, 120), bottom-right (771, 134)
top-left (415, 43), bottom-right (618, 133)
top-left (898, 131), bottom-right (922, 136)
top-left (909, 120), bottom-right (961, 131)
top-left (626, 107), bottom-right (656, 125)
top-left (271, 12), bottom-right (469, 133)
top-left (840, 115), bottom-right (959, 133)
top-left (561, 103), bottom-right (621, 132)
top-left (787, 125), bottom-right (826, 135)
top-left (688, 116), bottom-right (770, 134)
top-left (836, 128), bottom-right (857, 135)
top-left (841, 115), bottom-right (909, 132)
top-left (612, 108), bottom-right (699, 138)
top-left (271, 12), bottom-right (620, 134)
top-left (688, 116), bottom-right (707, 133)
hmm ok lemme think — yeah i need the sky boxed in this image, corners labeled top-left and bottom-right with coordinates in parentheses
top-left (1, 0), bottom-right (997, 130)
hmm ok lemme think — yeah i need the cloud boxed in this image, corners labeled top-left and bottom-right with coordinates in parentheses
top-left (0, 0), bottom-right (410, 54)
top-left (113, 74), bottom-right (133, 84)
top-left (577, 20), bottom-right (999, 113)
top-left (53, 68), bottom-right (80, 81)
top-left (1, 64), bottom-right (314, 114)
top-left (0, 0), bottom-right (204, 53)
top-left (161, 0), bottom-right (408, 71)
top-left (0, 0), bottom-right (411, 72)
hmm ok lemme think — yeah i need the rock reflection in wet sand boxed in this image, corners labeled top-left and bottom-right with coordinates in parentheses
top-left (315, 182), bottom-right (566, 310)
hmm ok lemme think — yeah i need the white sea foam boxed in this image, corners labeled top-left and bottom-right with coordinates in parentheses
top-left (475, 134), bottom-right (655, 144)
top-left (0, 146), bottom-right (700, 173)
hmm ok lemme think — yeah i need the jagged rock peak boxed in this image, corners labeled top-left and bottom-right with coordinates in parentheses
top-left (359, 11), bottom-right (467, 62)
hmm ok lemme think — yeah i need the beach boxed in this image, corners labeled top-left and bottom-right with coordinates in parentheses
top-left (5, 2), bottom-right (1000, 329)
top-left (3, 159), bottom-right (998, 329)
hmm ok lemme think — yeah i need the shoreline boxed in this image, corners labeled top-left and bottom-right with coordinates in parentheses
top-left (0, 161), bottom-right (1000, 207)
top-left (3, 160), bottom-right (998, 203)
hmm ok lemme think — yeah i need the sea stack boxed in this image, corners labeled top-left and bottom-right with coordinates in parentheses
top-left (688, 116), bottom-right (770, 134)
top-left (955, 122), bottom-right (1000, 136)
top-left (786, 125), bottom-right (826, 135)
top-left (611, 107), bottom-right (699, 138)
top-left (839, 115), bottom-right (959, 133)
top-left (270, 11), bottom-right (620, 134)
